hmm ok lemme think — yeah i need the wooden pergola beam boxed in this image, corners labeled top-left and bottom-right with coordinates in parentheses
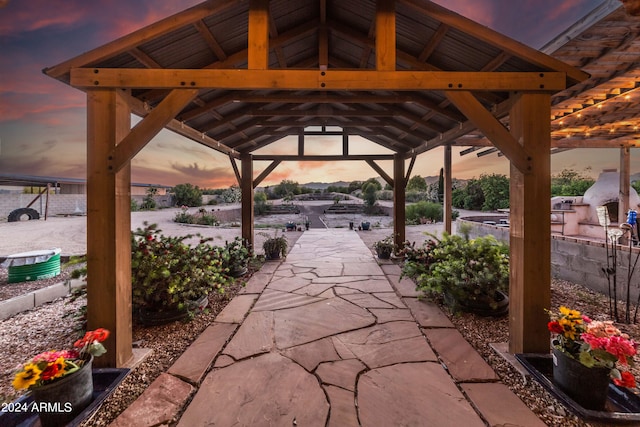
top-left (86, 89), bottom-right (132, 368)
top-left (393, 154), bottom-right (406, 246)
top-left (229, 155), bottom-right (241, 186)
top-left (253, 160), bottom-right (282, 188)
top-left (252, 154), bottom-right (395, 161)
top-left (445, 91), bottom-right (531, 173)
top-left (365, 159), bottom-right (394, 187)
top-left (241, 154), bottom-right (254, 249)
top-left (113, 89), bottom-right (198, 172)
top-left (71, 68), bottom-right (567, 91)
top-left (248, 0), bottom-right (270, 70)
top-left (376, 0), bottom-right (396, 71)
top-left (509, 92), bottom-right (551, 354)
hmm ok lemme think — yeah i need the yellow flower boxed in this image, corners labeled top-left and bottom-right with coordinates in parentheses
top-left (12, 363), bottom-right (42, 390)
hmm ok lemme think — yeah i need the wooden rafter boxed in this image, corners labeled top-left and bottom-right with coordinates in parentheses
top-left (194, 20), bottom-right (227, 61)
top-left (249, 0), bottom-right (270, 70)
top-left (376, 0), bottom-right (396, 71)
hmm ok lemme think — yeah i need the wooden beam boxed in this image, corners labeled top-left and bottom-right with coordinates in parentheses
top-left (248, 0), bottom-right (270, 70)
top-left (44, 0), bottom-right (238, 78)
top-left (86, 88), bottom-right (132, 368)
top-left (241, 154), bottom-right (254, 249)
top-left (298, 130), bottom-right (304, 156)
top-left (343, 130), bottom-right (349, 155)
top-left (72, 68), bottom-right (567, 91)
top-left (229, 155), bottom-right (241, 186)
top-left (393, 154), bottom-right (406, 247)
top-left (418, 23), bottom-right (449, 62)
top-left (620, 147), bottom-right (631, 224)
top-left (252, 154), bottom-right (395, 161)
top-left (404, 154), bottom-right (416, 182)
top-left (365, 160), bottom-right (394, 187)
top-left (113, 89), bottom-right (198, 172)
top-left (445, 91), bottom-right (531, 173)
top-left (125, 94), bottom-right (238, 157)
top-left (376, 0), bottom-right (396, 71)
top-left (253, 160), bottom-right (281, 188)
top-left (443, 145), bottom-right (452, 234)
top-left (508, 92), bottom-right (551, 354)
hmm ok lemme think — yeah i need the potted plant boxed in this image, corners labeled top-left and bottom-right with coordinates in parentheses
top-left (547, 306), bottom-right (637, 409)
top-left (285, 222), bottom-right (296, 231)
top-left (260, 231), bottom-right (288, 260)
top-left (411, 233), bottom-right (509, 316)
top-left (373, 235), bottom-right (395, 259)
top-left (221, 237), bottom-right (250, 277)
top-left (12, 328), bottom-right (109, 427)
top-left (131, 223), bottom-right (231, 325)
top-left (361, 221), bottom-right (371, 231)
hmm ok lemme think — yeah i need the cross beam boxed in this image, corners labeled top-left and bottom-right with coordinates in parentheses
top-left (71, 68), bottom-right (566, 91)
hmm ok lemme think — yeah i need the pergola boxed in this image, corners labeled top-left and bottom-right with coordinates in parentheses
top-left (44, 0), bottom-right (589, 367)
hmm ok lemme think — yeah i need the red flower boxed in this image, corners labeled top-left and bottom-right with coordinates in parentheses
top-left (548, 321), bottom-right (563, 334)
top-left (92, 328), bottom-right (109, 342)
top-left (614, 371), bottom-right (636, 388)
top-left (40, 363), bottom-right (60, 381)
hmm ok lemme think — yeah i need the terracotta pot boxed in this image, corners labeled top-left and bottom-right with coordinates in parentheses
top-left (31, 355), bottom-right (94, 427)
top-left (552, 348), bottom-right (610, 410)
top-left (621, 0), bottom-right (640, 16)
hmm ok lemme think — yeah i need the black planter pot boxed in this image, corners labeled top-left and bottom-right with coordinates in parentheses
top-left (229, 265), bottom-right (248, 277)
top-left (265, 250), bottom-right (281, 260)
top-left (552, 348), bottom-right (610, 410)
top-left (376, 247), bottom-right (392, 259)
top-left (444, 289), bottom-right (509, 317)
top-left (138, 294), bottom-right (208, 326)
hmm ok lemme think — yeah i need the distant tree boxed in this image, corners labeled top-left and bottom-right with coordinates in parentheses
top-left (362, 182), bottom-right (378, 213)
top-left (363, 178), bottom-right (382, 191)
top-left (632, 180), bottom-right (640, 194)
top-left (173, 183), bottom-right (203, 207)
top-left (348, 180), bottom-right (363, 193)
top-left (407, 175), bottom-right (427, 192)
top-left (220, 185), bottom-right (241, 203)
top-left (140, 187), bottom-right (157, 210)
top-left (384, 183), bottom-right (393, 191)
top-left (478, 174), bottom-right (509, 211)
top-left (551, 168), bottom-right (595, 196)
top-left (273, 180), bottom-right (300, 198)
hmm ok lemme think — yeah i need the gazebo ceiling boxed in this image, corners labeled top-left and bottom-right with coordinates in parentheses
top-left (44, 0), bottom-right (589, 158)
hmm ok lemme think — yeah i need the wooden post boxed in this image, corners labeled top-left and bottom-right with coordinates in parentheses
top-left (443, 145), bottom-right (452, 234)
top-left (620, 147), bottom-right (631, 224)
top-left (508, 92), bottom-right (551, 354)
top-left (241, 153), bottom-right (254, 250)
top-left (393, 154), bottom-right (406, 247)
top-left (248, 0), bottom-right (269, 70)
top-left (376, 0), bottom-right (396, 71)
top-left (86, 88), bottom-right (132, 368)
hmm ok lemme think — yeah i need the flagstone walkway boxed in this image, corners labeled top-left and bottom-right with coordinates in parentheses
top-left (111, 229), bottom-right (545, 427)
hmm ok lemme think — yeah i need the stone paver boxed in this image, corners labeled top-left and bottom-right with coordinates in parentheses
top-left (403, 297), bottom-right (455, 328)
top-left (424, 327), bottom-right (499, 382)
top-left (110, 373), bottom-right (193, 427)
top-left (167, 229), bottom-right (545, 426)
top-left (167, 322), bottom-right (237, 384)
top-left (178, 353), bottom-right (328, 427)
top-left (461, 383), bottom-right (548, 427)
top-left (357, 363), bottom-right (485, 427)
top-left (213, 294), bottom-right (257, 323)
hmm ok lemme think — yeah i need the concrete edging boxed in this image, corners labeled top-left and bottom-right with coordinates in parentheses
top-left (0, 278), bottom-right (85, 320)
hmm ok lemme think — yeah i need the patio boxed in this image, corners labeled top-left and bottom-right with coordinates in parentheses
top-left (110, 229), bottom-right (544, 426)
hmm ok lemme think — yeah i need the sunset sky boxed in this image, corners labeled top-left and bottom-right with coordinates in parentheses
top-left (1, 0), bottom-right (637, 189)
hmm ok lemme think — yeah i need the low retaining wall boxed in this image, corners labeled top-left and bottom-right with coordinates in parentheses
top-left (457, 217), bottom-right (640, 302)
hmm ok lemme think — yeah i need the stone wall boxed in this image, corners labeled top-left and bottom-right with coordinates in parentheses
top-left (457, 217), bottom-right (640, 302)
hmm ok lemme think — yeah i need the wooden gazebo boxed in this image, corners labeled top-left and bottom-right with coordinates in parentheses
top-left (45, 0), bottom-right (589, 367)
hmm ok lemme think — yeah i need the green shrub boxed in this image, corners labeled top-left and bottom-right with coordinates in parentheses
top-left (406, 201), bottom-right (442, 224)
top-left (173, 183), bottom-right (203, 207)
top-left (415, 233), bottom-right (509, 312)
top-left (131, 223), bottom-right (231, 313)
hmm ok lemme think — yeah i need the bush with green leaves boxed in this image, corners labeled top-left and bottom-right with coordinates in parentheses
top-left (131, 223), bottom-right (231, 313)
top-left (406, 201), bottom-right (442, 224)
top-left (173, 206), bottom-right (219, 226)
top-left (140, 187), bottom-right (157, 210)
top-left (172, 183), bottom-right (203, 207)
top-left (413, 233), bottom-right (509, 312)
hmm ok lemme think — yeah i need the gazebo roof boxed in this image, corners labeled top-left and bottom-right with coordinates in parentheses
top-left (43, 0), bottom-right (587, 158)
